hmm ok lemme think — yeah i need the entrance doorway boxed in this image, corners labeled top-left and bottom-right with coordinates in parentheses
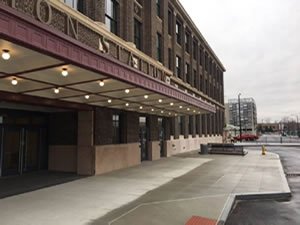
top-left (139, 116), bottom-right (148, 161)
top-left (158, 118), bottom-right (165, 157)
top-left (0, 109), bottom-right (48, 177)
top-left (0, 125), bottom-right (47, 176)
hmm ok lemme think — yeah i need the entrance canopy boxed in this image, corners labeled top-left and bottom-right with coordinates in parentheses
top-left (0, 4), bottom-right (215, 116)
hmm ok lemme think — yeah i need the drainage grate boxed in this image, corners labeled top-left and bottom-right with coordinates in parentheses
top-left (286, 173), bottom-right (300, 177)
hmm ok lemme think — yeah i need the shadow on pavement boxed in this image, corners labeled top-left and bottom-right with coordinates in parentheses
top-left (0, 171), bottom-right (85, 199)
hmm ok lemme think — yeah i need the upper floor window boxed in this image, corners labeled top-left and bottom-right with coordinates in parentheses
top-left (176, 55), bottom-right (182, 78)
top-left (185, 63), bottom-right (190, 84)
top-left (168, 48), bottom-right (172, 70)
top-left (193, 69), bottom-right (197, 88)
top-left (136, 0), bottom-right (143, 5)
top-left (185, 31), bottom-right (190, 53)
top-left (168, 9), bottom-right (173, 35)
top-left (134, 19), bottom-right (142, 50)
top-left (199, 47), bottom-right (203, 66)
top-left (193, 40), bottom-right (198, 60)
top-left (205, 52), bottom-right (208, 71)
top-left (105, 0), bottom-right (118, 35)
top-left (176, 20), bottom-right (182, 45)
top-left (156, 0), bottom-right (162, 18)
top-left (157, 33), bottom-right (163, 62)
top-left (64, 0), bottom-right (83, 12)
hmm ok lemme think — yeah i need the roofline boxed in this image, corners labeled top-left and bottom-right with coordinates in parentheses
top-left (175, 0), bottom-right (226, 72)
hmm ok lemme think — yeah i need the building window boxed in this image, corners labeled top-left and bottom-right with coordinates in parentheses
top-left (105, 0), bottom-right (118, 35)
top-left (176, 20), bottom-right (182, 45)
top-left (157, 33), bottom-right (163, 62)
top-left (185, 31), bottom-right (190, 53)
top-left (176, 56), bottom-right (182, 78)
top-left (199, 47), bottom-right (203, 66)
top-left (193, 40), bottom-right (198, 60)
top-left (168, 48), bottom-right (172, 70)
top-left (156, 0), bottom-right (162, 18)
top-left (112, 114), bottom-right (121, 144)
top-left (168, 9), bottom-right (172, 35)
top-left (134, 19), bottom-right (142, 50)
top-left (193, 69), bottom-right (197, 87)
top-left (205, 52), bottom-right (208, 71)
top-left (185, 63), bottom-right (190, 84)
top-left (136, 0), bottom-right (143, 5)
top-left (64, 0), bottom-right (83, 12)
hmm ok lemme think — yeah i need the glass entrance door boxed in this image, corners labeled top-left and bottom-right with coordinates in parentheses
top-left (1, 126), bottom-right (22, 176)
top-left (23, 128), bottom-right (40, 172)
top-left (0, 126), bottom-right (44, 176)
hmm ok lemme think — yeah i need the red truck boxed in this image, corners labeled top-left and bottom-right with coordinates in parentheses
top-left (233, 134), bottom-right (259, 142)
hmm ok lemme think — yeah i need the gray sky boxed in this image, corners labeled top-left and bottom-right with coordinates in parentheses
top-left (180, 0), bottom-right (300, 122)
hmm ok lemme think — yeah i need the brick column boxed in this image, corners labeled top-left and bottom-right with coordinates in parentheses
top-left (122, 112), bottom-right (139, 143)
top-left (172, 117), bottom-right (179, 139)
top-left (203, 114), bottom-right (208, 137)
top-left (93, 0), bottom-right (105, 23)
top-left (196, 115), bottom-right (202, 136)
top-left (191, 115), bottom-right (196, 138)
top-left (120, 0), bottom-right (134, 42)
top-left (147, 116), bottom-right (160, 160)
top-left (184, 115), bottom-right (189, 138)
top-left (77, 111), bottom-right (94, 175)
top-left (164, 117), bottom-right (171, 140)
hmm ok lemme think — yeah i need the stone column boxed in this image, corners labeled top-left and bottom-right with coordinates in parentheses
top-left (184, 115), bottom-right (189, 138)
top-left (77, 111), bottom-right (94, 175)
top-left (191, 115), bottom-right (196, 138)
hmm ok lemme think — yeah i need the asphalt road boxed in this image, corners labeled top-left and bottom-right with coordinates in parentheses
top-left (226, 146), bottom-right (300, 225)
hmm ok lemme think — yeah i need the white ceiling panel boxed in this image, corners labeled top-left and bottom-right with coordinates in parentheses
top-left (21, 66), bottom-right (106, 86)
top-left (26, 88), bottom-right (84, 99)
top-left (0, 40), bottom-right (62, 74)
top-left (0, 77), bottom-right (51, 93)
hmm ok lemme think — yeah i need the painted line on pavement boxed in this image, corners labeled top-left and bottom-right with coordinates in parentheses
top-left (108, 193), bottom-right (229, 225)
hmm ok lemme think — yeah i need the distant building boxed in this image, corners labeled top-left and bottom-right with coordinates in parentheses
top-left (226, 98), bottom-right (257, 134)
top-left (257, 123), bottom-right (280, 133)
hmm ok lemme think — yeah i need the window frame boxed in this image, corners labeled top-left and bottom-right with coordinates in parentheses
top-left (176, 55), bottom-right (182, 78)
top-left (157, 32), bottom-right (163, 62)
top-left (176, 20), bottom-right (182, 45)
top-left (134, 18), bottom-right (142, 50)
top-left (105, 0), bottom-right (119, 35)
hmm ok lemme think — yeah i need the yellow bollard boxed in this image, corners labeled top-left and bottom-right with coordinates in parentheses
top-left (262, 145), bottom-right (266, 155)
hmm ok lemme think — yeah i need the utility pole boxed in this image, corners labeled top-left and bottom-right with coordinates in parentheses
top-left (238, 93), bottom-right (242, 140)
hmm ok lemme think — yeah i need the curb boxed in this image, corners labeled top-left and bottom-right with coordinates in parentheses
top-left (236, 144), bottom-right (300, 147)
top-left (217, 153), bottom-right (292, 225)
top-left (217, 191), bottom-right (291, 225)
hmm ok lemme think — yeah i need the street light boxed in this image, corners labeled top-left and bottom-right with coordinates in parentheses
top-left (238, 93), bottom-right (242, 140)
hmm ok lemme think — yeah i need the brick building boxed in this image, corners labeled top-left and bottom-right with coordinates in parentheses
top-left (0, 0), bottom-right (225, 176)
top-left (226, 98), bottom-right (257, 134)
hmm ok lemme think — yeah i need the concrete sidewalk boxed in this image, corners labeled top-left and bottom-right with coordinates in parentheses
top-left (0, 150), bottom-right (290, 225)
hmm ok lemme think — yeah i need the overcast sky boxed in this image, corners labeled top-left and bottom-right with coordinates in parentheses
top-left (180, 0), bottom-right (300, 122)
